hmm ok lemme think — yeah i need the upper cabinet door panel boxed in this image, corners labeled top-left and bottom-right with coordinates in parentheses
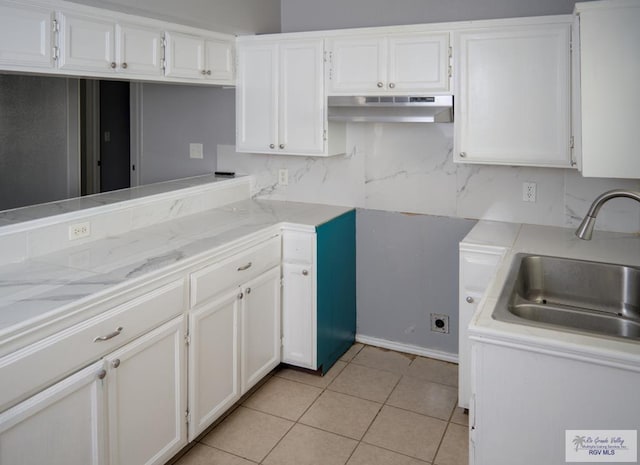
top-left (236, 43), bottom-right (279, 153)
top-left (388, 32), bottom-right (450, 92)
top-left (205, 39), bottom-right (234, 82)
top-left (116, 22), bottom-right (163, 76)
top-left (58, 12), bottom-right (116, 72)
top-left (578, 3), bottom-right (640, 178)
top-left (279, 40), bottom-right (325, 154)
top-left (455, 23), bottom-right (572, 167)
top-left (0, 1), bottom-right (54, 69)
top-left (328, 37), bottom-right (386, 94)
top-left (165, 32), bottom-right (205, 79)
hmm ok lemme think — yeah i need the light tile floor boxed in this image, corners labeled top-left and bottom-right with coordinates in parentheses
top-left (175, 344), bottom-right (469, 465)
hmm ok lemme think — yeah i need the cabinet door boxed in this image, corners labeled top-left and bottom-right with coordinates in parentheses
top-left (240, 266), bottom-right (281, 393)
top-left (0, 1), bottom-right (54, 69)
top-left (58, 11), bottom-right (116, 72)
top-left (0, 361), bottom-right (106, 465)
top-left (458, 248), bottom-right (503, 409)
top-left (279, 39), bottom-right (325, 155)
top-left (387, 32), bottom-right (450, 93)
top-left (116, 22), bottom-right (163, 76)
top-left (188, 290), bottom-right (240, 440)
top-left (327, 37), bottom-right (386, 94)
top-left (164, 31), bottom-right (205, 79)
top-left (236, 42), bottom-right (279, 154)
top-left (455, 23), bottom-right (572, 167)
top-left (205, 38), bottom-right (234, 82)
top-left (105, 316), bottom-right (186, 465)
top-left (579, 3), bottom-right (640, 178)
top-left (282, 262), bottom-right (315, 369)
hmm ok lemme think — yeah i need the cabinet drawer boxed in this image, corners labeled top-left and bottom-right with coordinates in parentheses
top-left (190, 236), bottom-right (281, 308)
top-left (0, 279), bottom-right (185, 412)
top-left (282, 231), bottom-right (315, 264)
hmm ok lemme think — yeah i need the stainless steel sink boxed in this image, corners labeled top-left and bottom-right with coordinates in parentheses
top-left (492, 254), bottom-right (640, 342)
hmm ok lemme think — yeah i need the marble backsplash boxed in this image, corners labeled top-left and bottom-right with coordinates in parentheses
top-left (218, 123), bottom-right (640, 234)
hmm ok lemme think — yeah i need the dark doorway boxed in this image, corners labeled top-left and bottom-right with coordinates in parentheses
top-left (99, 80), bottom-right (130, 193)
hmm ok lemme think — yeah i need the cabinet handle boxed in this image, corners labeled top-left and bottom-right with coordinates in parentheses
top-left (237, 262), bottom-right (252, 271)
top-left (111, 359), bottom-right (121, 369)
top-left (121, 62), bottom-right (128, 69)
top-left (93, 326), bottom-right (123, 342)
top-left (269, 144), bottom-right (275, 149)
top-left (237, 292), bottom-right (244, 300)
top-left (389, 82), bottom-right (395, 89)
top-left (302, 269), bottom-right (309, 276)
top-left (201, 70), bottom-right (207, 75)
top-left (110, 62), bottom-right (116, 69)
top-left (97, 369), bottom-right (107, 380)
top-left (246, 287), bottom-right (251, 294)
top-left (466, 296), bottom-right (474, 303)
top-left (459, 152), bottom-right (467, 158)
top-left (206, 70), bottom-right (212, 75)
top-left (279, 144), bottom-right (285, 149)
top-left (377, 81), bottom-right (384, 88)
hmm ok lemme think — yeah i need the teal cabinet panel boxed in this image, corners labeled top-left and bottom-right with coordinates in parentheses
top-left (316, 209), bottom-right (356, 374)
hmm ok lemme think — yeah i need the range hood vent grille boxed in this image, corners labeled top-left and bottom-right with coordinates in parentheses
top-left (327, 95), bottom-right (453, 123)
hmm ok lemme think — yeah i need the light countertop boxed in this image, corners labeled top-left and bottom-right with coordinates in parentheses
top-left (0, 198), bottom-right (352, 348)
top-left (469, 223), bottom-right (640, 367)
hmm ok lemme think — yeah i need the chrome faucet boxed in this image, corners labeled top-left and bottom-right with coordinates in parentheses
top-left (575, 189), bottom-right (640, 240)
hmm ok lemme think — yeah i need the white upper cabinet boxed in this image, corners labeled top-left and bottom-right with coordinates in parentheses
top-left (116, 22), bottom-right (163, 76)
top-left (58, 11), bottom-right (163, 76)
top-left (57, 11), bottom-right (116, 73)
top-left (576, 0), bottom-right (640, 178)
top-left (165, 32), bottom-right (234, 83)
top-left (0, 0), bottom-right (55, 69)
top-left (237, 38), bottom-right (341, 156)
top-left (454, 20), bottom-right (573, 167)
top-left (327, 32), bottom-right (450, 94)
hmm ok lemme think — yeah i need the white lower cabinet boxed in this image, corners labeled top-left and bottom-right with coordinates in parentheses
top-left (0, 361), bottom-right (106, 465)
top-left (281, 262), bottom-right (315, 369)
top-left (240, 266), bottom-right (281, 393)
top-left (458, 245), bottom-right (505, 409)
top-left (188, 289), bottom-right (240, 440)
top-left (105, 316), bottom-right (187, 465)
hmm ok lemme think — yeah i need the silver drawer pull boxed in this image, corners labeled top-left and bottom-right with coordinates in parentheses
top-left (237, 262), bottom-right (252, 271)
top-left (302, 269), bottom-right (309, 276)
top-left (97, 369), bottom-right (107, 380)
top-left (93, 326), bottom-right (123, 342)
top-left (466, 296), bottom-right (474, 304)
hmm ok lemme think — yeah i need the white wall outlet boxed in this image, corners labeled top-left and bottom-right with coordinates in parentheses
top-left (430, 313), bottom-right (449, 334)
top-left (522, 182), bottom-right (537, 202)
top-left (68, 221), bottom-right (91, 241)
top-left (278, 168), bottom-right (289, 186)
top-left (189, 143), bottom-right (204, 159)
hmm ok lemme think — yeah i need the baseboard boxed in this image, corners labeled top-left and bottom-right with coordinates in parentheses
top-left (355, 334), bottom-right (459, 364)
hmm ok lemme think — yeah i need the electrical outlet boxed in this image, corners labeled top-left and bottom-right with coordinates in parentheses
top-left (68, 221), bottom-right (91, 241)
top-left (522, 182), bottom-right (537, 202)
top-left (278, 169), bottom-right (289, 186)
top-left (189, 143), bottom-right (203, 159)
top-left (430, 313), bottom-right (449, 334)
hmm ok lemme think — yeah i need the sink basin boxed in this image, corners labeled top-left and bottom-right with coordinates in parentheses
top-left (492, 254), bottom-right (640, 342)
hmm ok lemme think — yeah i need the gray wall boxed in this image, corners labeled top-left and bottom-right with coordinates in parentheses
top-left (357, 209), bottom-right (476, 354)
top-left (0, 75), bottom-right (79, 211)
top-left (69, 0), bottom-right (281, 34)
top-left (281, 0), bottom-right (584, 32)
top-left (139, 84), bottom-right (235, 184)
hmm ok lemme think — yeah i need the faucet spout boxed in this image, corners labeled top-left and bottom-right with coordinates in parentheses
top-left (575, 189), bottom-right (640, 240)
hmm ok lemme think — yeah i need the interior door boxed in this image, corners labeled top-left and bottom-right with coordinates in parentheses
top-left (99, 80), bottom-right (130, 193)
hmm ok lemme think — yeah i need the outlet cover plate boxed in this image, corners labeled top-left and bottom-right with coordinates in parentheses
top-left (68, 221), bottom-right (91, 240)
top-left (430, 313), bottom-right (450, 334)
top-left (189, 143), bottom-right (204, 159)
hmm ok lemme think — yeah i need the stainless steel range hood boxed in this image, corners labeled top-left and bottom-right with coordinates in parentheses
top-left (327, 95), bottom-right (453, 123)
